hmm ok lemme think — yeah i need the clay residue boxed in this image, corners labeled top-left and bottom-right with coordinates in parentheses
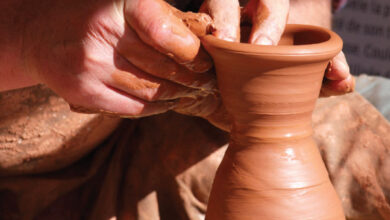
top-left (112, 70), bottom-right (160, 91)
top-left (175, 10), bottom-right (215, 72)
top-left (177, 10), bottom-right (215, 37)
top-left (126, 0), bottom-right (213, 72)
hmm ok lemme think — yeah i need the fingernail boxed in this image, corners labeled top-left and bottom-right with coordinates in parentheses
top-left (214, 33), bottom-right (237, 42)
top-left (253, 36), bottom-right (274, 45)
top-left (221, 36), bottom-right (236, 42)
top-left (213, 28), bottom-right (240, 42)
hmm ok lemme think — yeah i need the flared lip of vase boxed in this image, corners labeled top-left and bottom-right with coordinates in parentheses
top-left (201, 24), bottom-right (343, 61)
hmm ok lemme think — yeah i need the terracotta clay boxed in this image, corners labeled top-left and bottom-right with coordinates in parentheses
top-left (202, 24), bottom-right (345, 219)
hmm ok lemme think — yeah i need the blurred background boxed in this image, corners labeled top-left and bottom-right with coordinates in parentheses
top-left (333, 0), bottom-right (390, 120)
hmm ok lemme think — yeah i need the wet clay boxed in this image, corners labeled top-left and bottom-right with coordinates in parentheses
top-left (202, 24), bottom-right (345, 219)
top-left (176, 9), bottom-right (215, 73)
top-left (127, 0), bottom-right (214, 73)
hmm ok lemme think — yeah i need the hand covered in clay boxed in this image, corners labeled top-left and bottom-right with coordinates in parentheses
top-left (173, 0), bottom-right (241, 131)
top-left (241, 0), bottom-right (355, 96)
top-left (321, 51), bottom-right (355, 96)
top-left (21, 0), bottom-right (218, 117)
top-left (199, 0), bottom-right (357, 131)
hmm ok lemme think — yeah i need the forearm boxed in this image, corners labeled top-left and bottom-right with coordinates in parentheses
top-left (0, 1), bottom-right (38, 92)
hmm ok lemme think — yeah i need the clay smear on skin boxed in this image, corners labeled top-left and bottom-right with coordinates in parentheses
top-left (112, 70), bottom-right (205, 101)
top-left (155, 2), bottom-right (214, 72)
top-left (112, 70), bottom-right (160, 91)
top-left (254, 1), bottom-right (270, 27)
top-left (145, 0), bottom-right (200, 64)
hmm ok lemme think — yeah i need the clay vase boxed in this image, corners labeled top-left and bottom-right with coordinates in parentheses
top-left (201, 24), bottom-right (345, 219)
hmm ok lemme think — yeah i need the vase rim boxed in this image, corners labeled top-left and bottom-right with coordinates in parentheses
top-left (201, 24), bottom-right (343, 60)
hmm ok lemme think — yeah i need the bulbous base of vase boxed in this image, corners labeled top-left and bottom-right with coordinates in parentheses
top-left (205, 137), bottom-right (345, 220)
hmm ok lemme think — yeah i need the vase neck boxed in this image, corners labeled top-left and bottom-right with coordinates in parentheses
top-left (230, 111), bottom-right (314, 147)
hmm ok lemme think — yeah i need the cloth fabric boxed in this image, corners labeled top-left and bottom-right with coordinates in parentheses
top-left (1, 92), bottom-right (390, 220)
top-left (355, 74), bottom-right (390, 121)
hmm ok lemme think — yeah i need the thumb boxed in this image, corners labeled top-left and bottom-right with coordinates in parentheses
top-left (243, 0), bottom-right (289, 45)
top-left (124, 0), bottom-right (212, 72)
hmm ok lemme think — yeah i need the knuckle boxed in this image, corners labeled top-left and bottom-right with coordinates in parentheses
top-left (144, 19), bottom-right (169, 45)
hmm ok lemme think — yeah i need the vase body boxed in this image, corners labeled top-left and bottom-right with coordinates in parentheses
top-left (202, 24), bottom-right (345, 219)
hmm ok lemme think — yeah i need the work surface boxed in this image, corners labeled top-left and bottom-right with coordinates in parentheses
top-left (0, 87), bottom-right (390, 219)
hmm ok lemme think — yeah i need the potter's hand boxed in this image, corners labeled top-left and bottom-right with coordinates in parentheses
top-left (175, 0), bottom-right (242, 131)
top-left (242, 0), bottom-right (289, 45)
top-left (242, 0), bottom-right (354, 96)
top-left (21, 0), bottom-right (216, 117)
top-left (187, 0), bottom-right (291, 131)
top-left (321, 51), bottom-right (355, 96)
top-left (199, 0), bottom-right (241, 42)
top-left (180, 0), bottom-right (291, 131)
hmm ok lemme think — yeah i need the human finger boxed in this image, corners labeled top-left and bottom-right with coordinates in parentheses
top-left (325, 51), bottom-right (351, 80)
top-left (103, 51), bottom-right (209, 102)
top-left (199, 0), bottom-right (241, 42)
top-left (174, 93), bottom-right (232, 131)
top-left (320, 75), bottom-right (355, 97)
top-left (242, 0), bottom-right (289, 45)
top-left (116, 26), bottom-right (216, 91)
top-left (61, 75), bottom-right (178, 118)
top-left (69, 86), bottom-right (178, 118)
top-left (124, 0), bottom-right (212, 72)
